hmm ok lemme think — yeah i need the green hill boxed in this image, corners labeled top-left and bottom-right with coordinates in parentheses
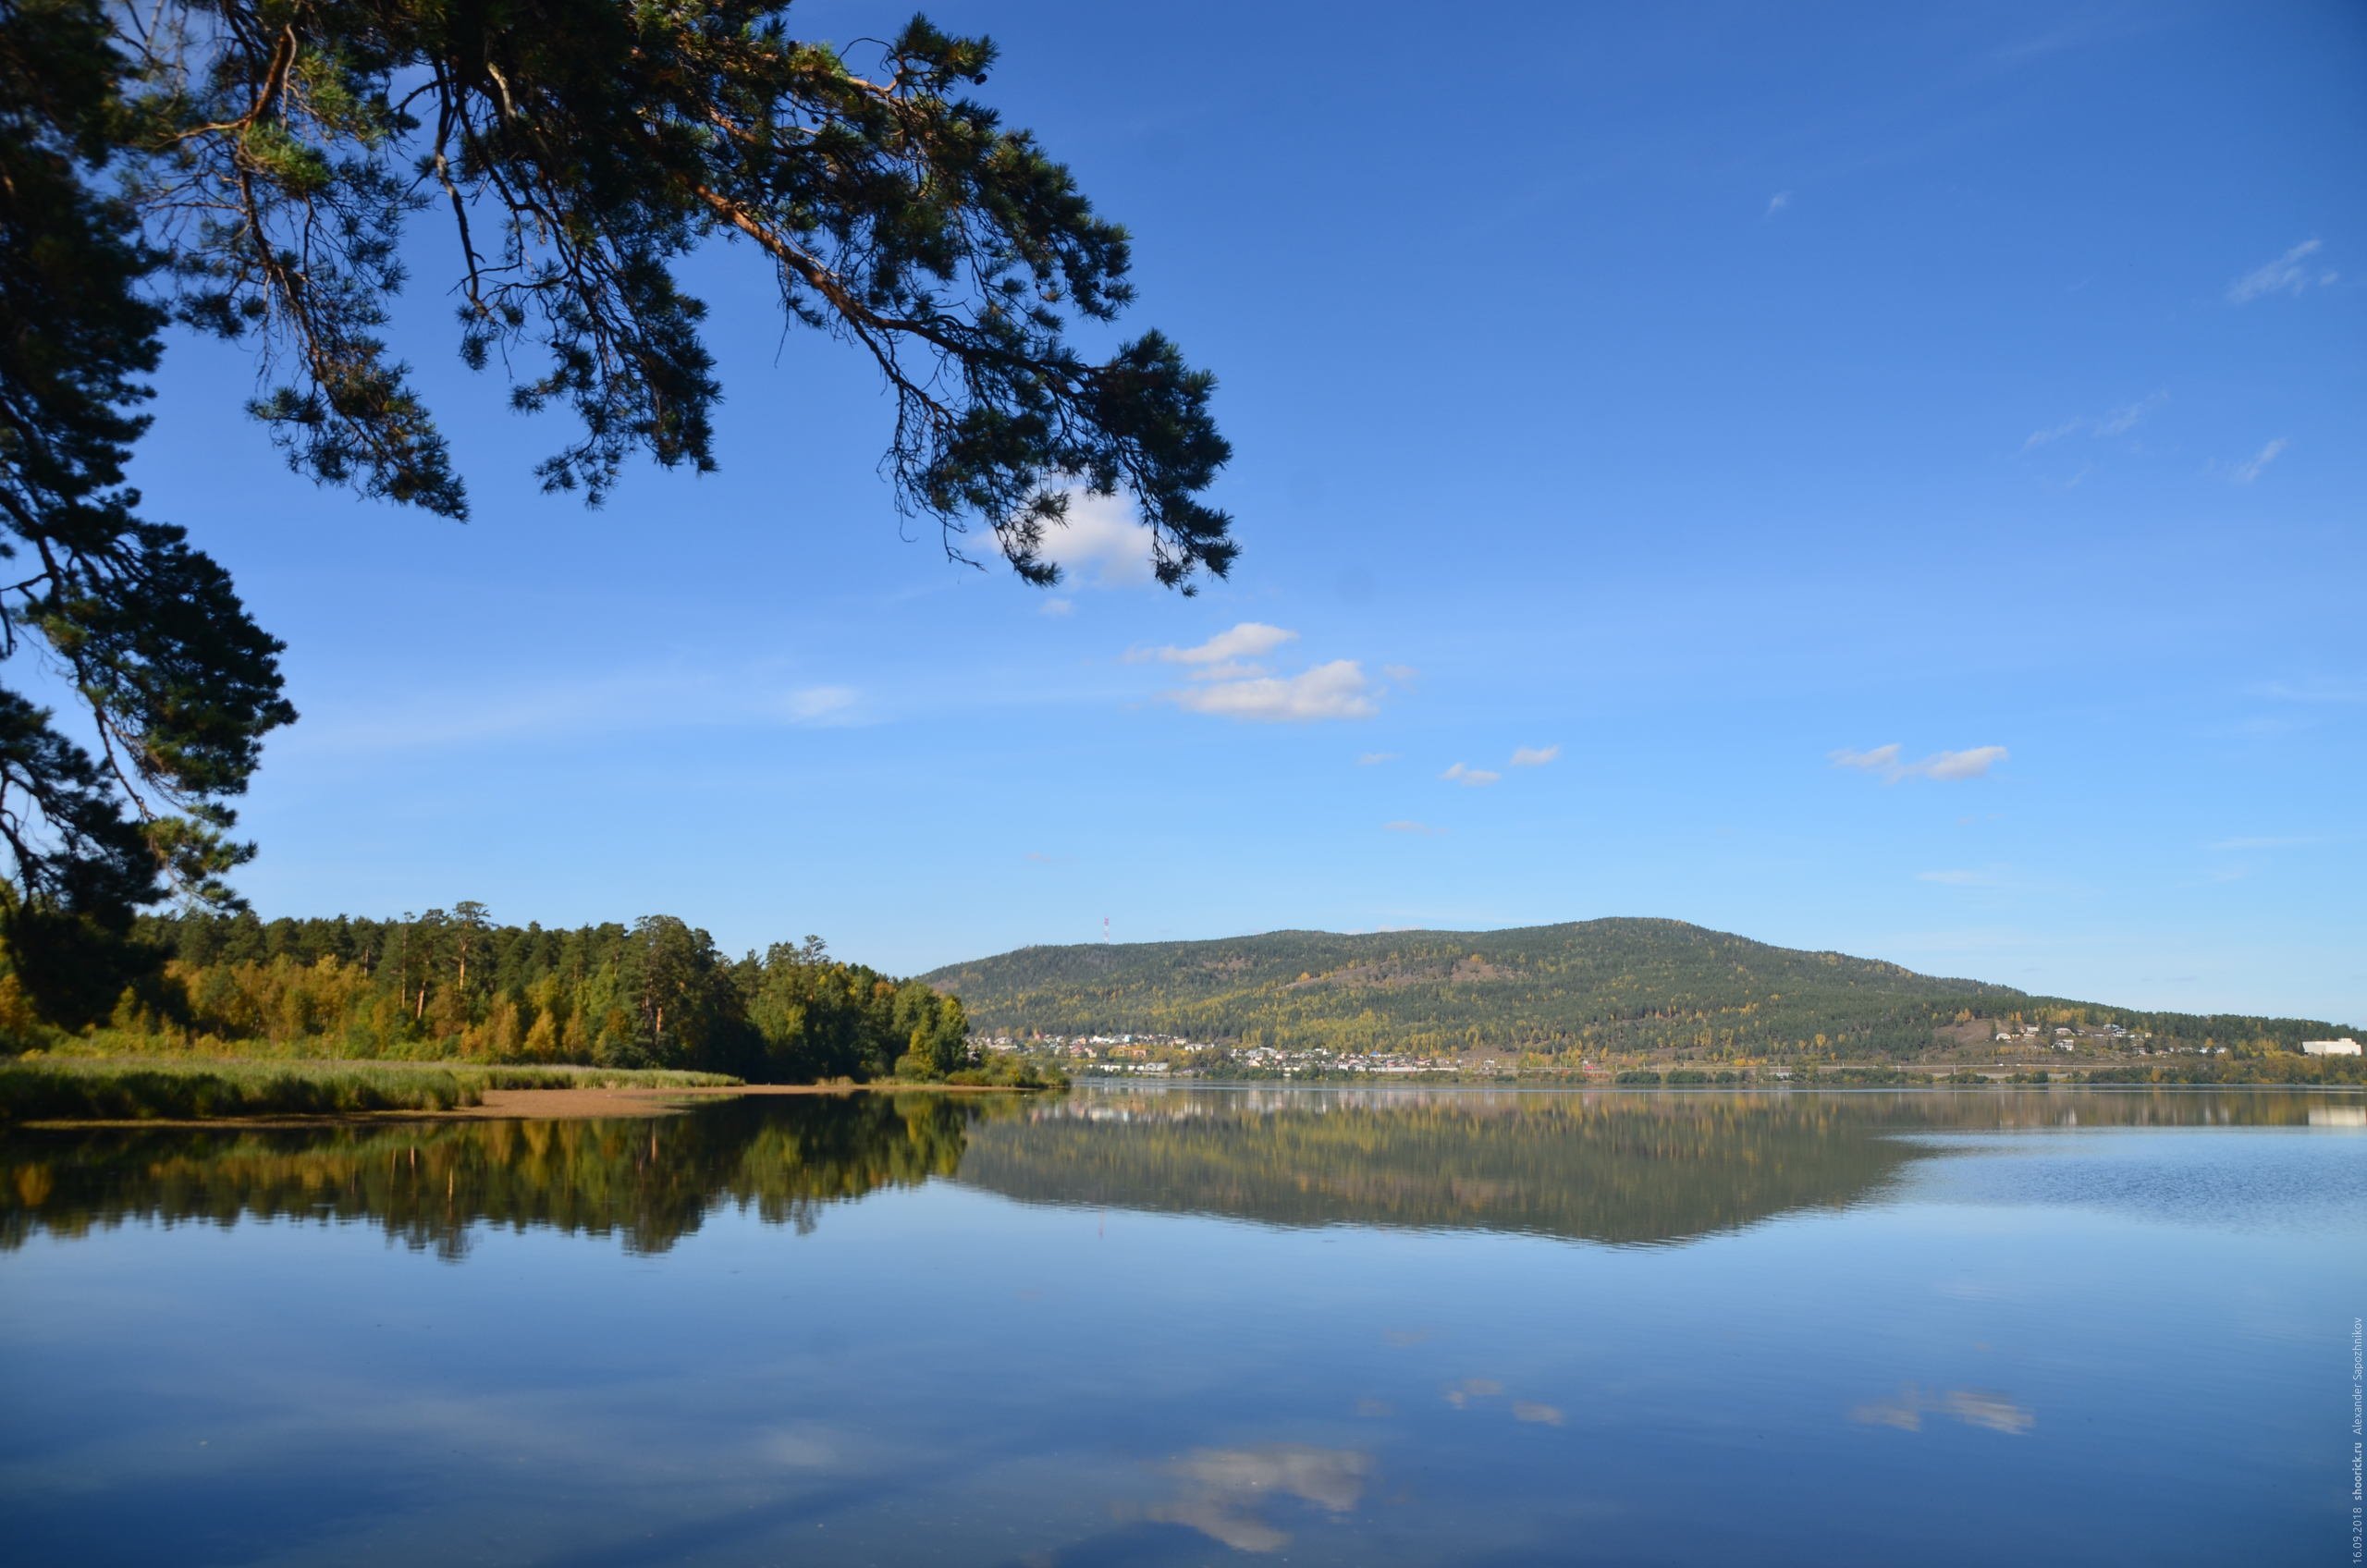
top-left (922, 917), bottom-right (2349, 1062)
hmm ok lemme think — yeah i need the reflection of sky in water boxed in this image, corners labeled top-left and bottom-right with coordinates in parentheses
top-left (1, 1090), bottom-right (2358, 1566)
top-left (1888, 1126), bottom-right (2367, 1237)
top-left (1139, 1445), bottom-right (1371, 1552)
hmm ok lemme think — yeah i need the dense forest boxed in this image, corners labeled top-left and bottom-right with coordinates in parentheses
top-left (0, 907), bottom-right (1019, 1086)
top-left (924, 918), bottom-right (2356, 1063)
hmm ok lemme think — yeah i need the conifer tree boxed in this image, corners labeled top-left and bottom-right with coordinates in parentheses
top-left (0, 3), bottom-right (1231, 1020)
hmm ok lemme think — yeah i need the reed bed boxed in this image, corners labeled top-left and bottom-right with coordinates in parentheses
top-left (0, 1058), bottom-right (741, 1122)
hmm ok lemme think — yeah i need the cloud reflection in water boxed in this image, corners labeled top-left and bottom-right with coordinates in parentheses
top-left (1145, 1444), bottom-right (1371, 1553)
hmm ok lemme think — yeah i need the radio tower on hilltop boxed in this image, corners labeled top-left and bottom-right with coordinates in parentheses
top-left (1102, 915), bottom-right (1110, 944)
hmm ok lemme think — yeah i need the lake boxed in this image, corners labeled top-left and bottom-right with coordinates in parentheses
top-left (3, 1086), bottom-right (2360, 1565)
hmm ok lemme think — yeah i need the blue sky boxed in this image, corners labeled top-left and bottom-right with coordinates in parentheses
top-left (99, 2), bottom-right (2364, 1022)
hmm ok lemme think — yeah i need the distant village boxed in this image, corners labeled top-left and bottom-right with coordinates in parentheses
top-left (976, 1032), bottom-right (1461, 1077)
top-left (1993, 1022), bottom-right (2201, 1052)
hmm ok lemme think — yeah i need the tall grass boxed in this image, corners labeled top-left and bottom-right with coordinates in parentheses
top-left (0, 1058), bottom-right (741, 1122)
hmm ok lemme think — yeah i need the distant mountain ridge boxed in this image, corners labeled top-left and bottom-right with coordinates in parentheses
top-left (922, 917), bottom-right (2342, 1060)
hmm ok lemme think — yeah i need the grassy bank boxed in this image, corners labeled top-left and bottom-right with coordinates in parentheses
top-left (0, 1058), bottom-right (741, 1123)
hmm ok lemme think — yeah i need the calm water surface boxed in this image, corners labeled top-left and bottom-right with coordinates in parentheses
top-left (3, 1087), bottom-right (2360, 1566)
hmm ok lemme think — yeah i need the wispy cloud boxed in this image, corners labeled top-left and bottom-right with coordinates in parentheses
top-left (2249, 678), bottom-right (2366, 704)
top-left (1441, 762), bottom-right (1501, 788)
top-left (1382, 820), bottom-right (1444, 836)
top-left (1380, 663), bottom-right (1418, 684)
top-left (289, 667), bottom-right (873, 756)
top-left (2021, 390), bottom-right (2166, 452)
top-left (2230, 437), bottom-right (2287, 484)
top-left (2226, 239), bottom-right (2333, 304)
top-left (1131, 622), bottom-right (1299, 667)
top-left (1921, 746), bottom-right (2008, 780)
top-left (2093, 393), bottom-right (2166, 436)
top-left (2208, 835), bottom-right (2322, 851)
top-left (776, 685), bottom-right (859, 724)
top-left (1831, 742), bottom-right (1903, 774)
top-left (1833, 743), bottom-right (2008, 783)
top-left (1039, 597), bottom-right (1073, 618)
top-left (1509, 744), bottom-right (1560, 767)
top-left (1168, 660), bottom-right (1380, 723)
top-left (1766, 190), bottom-right (1792, 217)
top-left (1357, 752), bottom-right (1401, 766)
top-left (1918, 868), bottom-right (2002, 887)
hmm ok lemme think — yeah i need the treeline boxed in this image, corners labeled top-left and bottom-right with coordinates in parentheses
top-left (1, 907), bottom-right (1035, 1086)
top-left (924, 918), bottom-right (2354, 1063)
top-left (2083, 1052), bottom-right (2367, 1086)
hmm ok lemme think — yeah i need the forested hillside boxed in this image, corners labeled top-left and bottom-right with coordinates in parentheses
top-left (0, 908), bottom-right (1009, 1085)
top-left (923, 918), bottom-right (2348, 1062)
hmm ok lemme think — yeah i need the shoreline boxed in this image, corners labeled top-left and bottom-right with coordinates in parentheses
top-left (13, 1072), bottom-right (2354, 1131)
top-left (14, 1080), bottom-right (1053, 1131)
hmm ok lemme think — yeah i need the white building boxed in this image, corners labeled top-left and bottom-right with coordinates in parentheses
top-left (2300, 1038), bottom-right (2361, 1057)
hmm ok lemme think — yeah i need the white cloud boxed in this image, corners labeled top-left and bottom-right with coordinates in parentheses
top-left (1382, 820), bottom-right (1443, 836)
top-left (978, 489), bottom-right (1159, 586)
top-left (2226, 239), bottom-right (2325, 304)
top-left (2093, 391), bottom-right (2167, 436)
top-left (1357, 752), bottom-right (1401, 766)
top-left (1141, 628), bottom-right (1403, 725)
top-left (778, 685), bottom-right (858, 724)
top-left (1168, 660), bottom-right (1379, 723)
top-left (1766, 191), bottom-right (1792, 217)
top-left (1832, 742), bottom-right (2007, 782)
top-left (1831, 743), bottom-right (1904, 774)
top-left (1039, 597), bottom-right (1073, 617)
top-left (1132, 622), bottom-right (1300, 667)
top-left (2231, 437), bottom-right (2287, 484)
top-left (2021, 390), bottom-right (2165, 451)
top-left (1441, 762), bottom-right (1501, 788)
top-left (1919, 745), bottom-right (2008, 780)
top-left (2249, 678), bottom-right (2366, 704)
top-left (1509, 744), bottom-right (1560, 767)
top-left (288, 667), bottom-right (869, 754)
top-left (1380, 664), bottom-right (1419, 684)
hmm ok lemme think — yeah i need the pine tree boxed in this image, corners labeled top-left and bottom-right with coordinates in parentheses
top-left (0, 3), bottom-right (1232, 1020)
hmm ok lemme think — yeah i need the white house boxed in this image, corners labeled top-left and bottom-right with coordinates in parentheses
top-left (2300, 1038), bottom-right (2361, 1057)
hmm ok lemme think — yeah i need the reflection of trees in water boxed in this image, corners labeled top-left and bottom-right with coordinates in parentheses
top-left (1, 1087), bottom-right (2337, 1257)
top-left (955, 1088), bottom-right (2339, 1247)
top-left (0, 1095), bottom-right (1011, 1257)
